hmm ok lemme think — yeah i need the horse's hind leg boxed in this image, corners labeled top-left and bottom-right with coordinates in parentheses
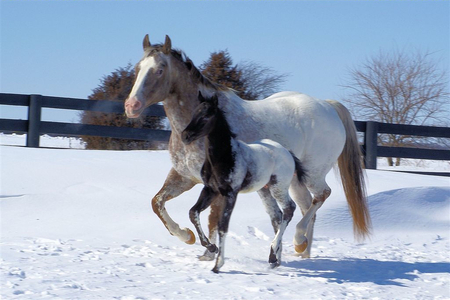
top-left (189, 186), bottom-right (219, 254)
top-left (152, 168), bottom-right (197, 244)
top-left (268, 189), bottom-right (296, 268)
top-left (289, 179), bottom-right (314, 257)
top-left (292, 179), bottom-right (331, 257)
top-left (257, 187), bottom-right (283, 234)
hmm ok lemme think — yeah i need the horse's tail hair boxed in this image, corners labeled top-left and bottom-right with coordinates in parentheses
top-left (327, 100), bottom-right (372, 241)
top-left (289, 151), bottom-right (307, 184)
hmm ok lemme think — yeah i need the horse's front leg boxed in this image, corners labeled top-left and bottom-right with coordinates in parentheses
top-left (189, 186), bottom-right (219, 254)
top-left (199, 196), bottom-right (224, 261)
top-left (212, 192), bottom-right (238, 273)
top-left (151, 168), bottom-right (197, 244)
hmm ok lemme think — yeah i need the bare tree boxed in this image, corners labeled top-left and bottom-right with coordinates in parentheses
top-left (238, 61), bottom-right (289, 100)
top-left (342, 49), bottom-right (449, 165)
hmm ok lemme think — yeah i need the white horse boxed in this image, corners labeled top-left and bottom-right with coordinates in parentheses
top-left (124, 35), bottom-right (371, 260)
top-left (182, 92), bottom-right (305, 272)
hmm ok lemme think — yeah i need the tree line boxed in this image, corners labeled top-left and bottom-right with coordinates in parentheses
top-left (81, 50), bottom-right (287, 150)
top-left (82, 47), bottom-right (448, 167)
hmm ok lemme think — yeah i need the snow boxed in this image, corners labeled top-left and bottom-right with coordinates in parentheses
top-left (1, 135), bottom-right (449, 299)
top-left (0, 133), bottom-right (85, 149)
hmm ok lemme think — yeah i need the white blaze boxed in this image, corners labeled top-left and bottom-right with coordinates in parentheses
top-left (129, 56), bottom-right (157, 99)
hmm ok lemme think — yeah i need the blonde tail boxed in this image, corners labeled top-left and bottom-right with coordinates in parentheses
top-left (327, 100), bottom-right (372, 240)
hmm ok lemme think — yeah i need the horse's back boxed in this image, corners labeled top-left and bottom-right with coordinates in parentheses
top-left (264, 91), bottom-right (301, 100)
top-left (241, 93), bottom-right (346, 178)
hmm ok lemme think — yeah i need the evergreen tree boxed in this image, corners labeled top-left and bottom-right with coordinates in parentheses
top-left (199, 50), bottom-right (287, 100)
top-left (81, 64), bottom-right (164, 150)
top-left (199, 50), bottom-right (247, 98)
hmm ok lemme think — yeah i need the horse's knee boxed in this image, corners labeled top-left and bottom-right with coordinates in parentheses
top-left (189, 207), bottom-right (197, 223)
top-left (151, 196), bottom-right (163, 214)
top-left (285, 200), bottom-right (296, 220)
top-left (312, 188), bottom-right (331, 205)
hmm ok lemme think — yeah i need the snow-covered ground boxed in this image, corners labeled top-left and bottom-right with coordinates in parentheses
top-left (0, 134), bottom-right (85, 149)
top-left (1, 135), bottom-right (449, 299)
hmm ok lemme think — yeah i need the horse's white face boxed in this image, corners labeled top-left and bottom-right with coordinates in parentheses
top-left (124, 35), bottom-right (173, 118)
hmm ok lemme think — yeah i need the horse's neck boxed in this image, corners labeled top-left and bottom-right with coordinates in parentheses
top-left (164, 92), bottom-right (199, 134)
top-left (217, 93), bottom-right (258, 141)
top-left (205, 111), bottom-right (235, 170)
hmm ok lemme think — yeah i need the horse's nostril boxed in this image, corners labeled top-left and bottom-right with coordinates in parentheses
top-left (125, 97), bottom-right (142, 111)
top-left (132, 101), bottom-right (142, 110)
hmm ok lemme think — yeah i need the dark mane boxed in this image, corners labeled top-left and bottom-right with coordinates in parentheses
top-left (146, 45), bottom-right (230, 92)
top-left (214, 105), bottom-right (237, 140)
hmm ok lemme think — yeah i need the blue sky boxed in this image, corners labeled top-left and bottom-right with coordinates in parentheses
top-left (1, 0), bottom-right (449, 122)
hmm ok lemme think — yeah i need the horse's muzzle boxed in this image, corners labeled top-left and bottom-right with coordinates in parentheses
top-left (124, 97), bottom-right (143, 118)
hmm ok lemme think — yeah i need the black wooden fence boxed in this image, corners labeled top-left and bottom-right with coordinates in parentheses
top-left (0, 93), bottom-right (170, 147)
top-left (1, 93), bottom-right (449, 173)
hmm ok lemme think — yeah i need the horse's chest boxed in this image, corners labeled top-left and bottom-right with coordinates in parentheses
top-left (169, 139), bottom-right (205, 182)
top-left (201, 161), bottom-right (230, 194)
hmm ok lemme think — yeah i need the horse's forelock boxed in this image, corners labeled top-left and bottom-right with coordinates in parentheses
top-left (141, 45), bottom-right (230, 94)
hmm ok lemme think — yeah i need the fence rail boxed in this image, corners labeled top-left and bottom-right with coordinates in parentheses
top-left (0, 93), bottom-right (170, 147)
top-left (1, 93), bottom-right (449, 173)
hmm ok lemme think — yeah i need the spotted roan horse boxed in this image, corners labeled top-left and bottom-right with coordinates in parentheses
top-left (182, 92), bottom-right (305, 272)
top-left (124, 35), bottom-right (371, 261)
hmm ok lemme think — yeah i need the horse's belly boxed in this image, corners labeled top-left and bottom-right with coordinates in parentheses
top-left (239, 171), bottom-right (271, 193)
top-left (239, 176), bottom-right (270, 194)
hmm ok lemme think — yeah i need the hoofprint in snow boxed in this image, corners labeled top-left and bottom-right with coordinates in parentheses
top-left (1, 138), bottom-right (449, 299)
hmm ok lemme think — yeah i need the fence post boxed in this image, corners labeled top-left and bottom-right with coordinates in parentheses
top-left (364, 121), bottom-right (378, 169)
top-left (26, 94), bottom-right (42, 147)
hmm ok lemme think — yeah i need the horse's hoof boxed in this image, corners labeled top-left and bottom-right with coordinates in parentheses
top-left (199, 250), bottom-right (216, 261)
top-left (268, 247), bottom-right (280, 268)
top-left (300, 252), bottom-right (310, 259)
top-left (294, 238), bottom-right (308, 253)
top-left (184, 229), bottom-right (196, 245)
top-left (207, 244), bottom-right (218, 253)
top-left (269, 260), bottom-right (281, 269)
top-left (212, 267), bottom-right (220, 273)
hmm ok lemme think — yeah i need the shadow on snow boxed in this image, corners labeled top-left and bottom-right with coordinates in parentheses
top-left (281, 257), bottom-right (450, 286)
top-left (221, 257), bottom-right (449, 286)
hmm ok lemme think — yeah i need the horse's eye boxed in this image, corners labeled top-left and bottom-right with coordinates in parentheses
top-left (156, 69), bottom-right (163, 76)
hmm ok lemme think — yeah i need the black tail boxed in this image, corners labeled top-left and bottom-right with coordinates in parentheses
top-left (290, 151), bottom-right (307, 183)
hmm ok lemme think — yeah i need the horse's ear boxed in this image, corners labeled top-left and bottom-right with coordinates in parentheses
top-left (162, 35), bottom-right (172, 54)
top-left (198, 91), bottom-right (206, 103)
top-left (143, 34), bottom-right (151, 51)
